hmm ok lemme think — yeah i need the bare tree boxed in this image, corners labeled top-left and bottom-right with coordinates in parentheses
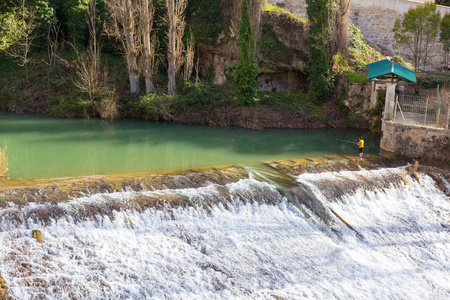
top-left (105, 0), bottom-right (141, 94)
top-left (74, 0), bottom-right (119, 119)
top-left (2, 0), bottom-right (40, 83)
top-left (42, 22), bottom-right (62, 73)
top-left (74, 0), bottom-right (101, 105)
top-left (140, 0), bottom-right (155, 93)
top-left (165, 0), bottom-right (188, 95)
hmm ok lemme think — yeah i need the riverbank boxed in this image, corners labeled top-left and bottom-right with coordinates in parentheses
top-left (0, 48), bottom-right (360, 131)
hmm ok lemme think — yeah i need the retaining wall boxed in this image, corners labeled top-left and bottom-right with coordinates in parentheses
top-left (381, 120), bottom-right (450, 165)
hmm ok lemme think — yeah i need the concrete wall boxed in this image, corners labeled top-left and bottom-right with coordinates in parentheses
top-left (381, 120), bottom-right (450, 165)
top-left (268, 0), bottom-right (450, 70)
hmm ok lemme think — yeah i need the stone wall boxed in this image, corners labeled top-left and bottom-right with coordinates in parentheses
top-left (381, 121), bottom-right (450, 165)
top-left (268, 0), bottom-right (450, 70)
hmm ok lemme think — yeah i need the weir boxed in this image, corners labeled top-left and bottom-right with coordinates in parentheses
top-left (0, 155), bottom-right (449, 299)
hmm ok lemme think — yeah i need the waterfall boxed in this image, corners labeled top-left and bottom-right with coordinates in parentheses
top-left (0, 161), bottom-right (449, 299)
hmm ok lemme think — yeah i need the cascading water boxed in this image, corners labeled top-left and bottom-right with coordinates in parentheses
top-left (0, 161), bottom-right (449, 299)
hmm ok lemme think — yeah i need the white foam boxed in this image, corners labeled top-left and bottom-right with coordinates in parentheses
top-left (0, 170), bottom-right (449, 299)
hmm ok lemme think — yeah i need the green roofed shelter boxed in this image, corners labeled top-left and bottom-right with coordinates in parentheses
top-left (366, 59), bottom-right (416, 83)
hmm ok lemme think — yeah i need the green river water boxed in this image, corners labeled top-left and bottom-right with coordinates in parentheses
top-left (0, 111), bottom-right (380, 180)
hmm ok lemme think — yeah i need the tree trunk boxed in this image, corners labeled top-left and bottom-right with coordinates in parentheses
top-left (167, 0), bottom-right (176, 95)
top-left (167, 23), bottom-right (176, 95)
top-left (166, 0), bottom-right (187, 96)
top-left (127, 55), bottom-right (141, 94)
top-left (141, 0), bottom-right (154, 93)
top-left (124, 0), bottom-right (141, 94)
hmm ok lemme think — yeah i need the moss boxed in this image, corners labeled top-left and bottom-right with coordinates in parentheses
top-left (259, 24), bottom-right (291, 63)
top-left (264, 4), bottom-right (307, 23)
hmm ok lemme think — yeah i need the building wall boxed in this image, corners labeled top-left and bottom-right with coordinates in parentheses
top-left (268, 0), bottom-right (450, 70)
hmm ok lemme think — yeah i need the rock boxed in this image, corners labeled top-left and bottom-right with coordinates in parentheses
top-left (0, 276), bottom-right (8, 300)
top-left (32, 230), bottom-right (44, 243)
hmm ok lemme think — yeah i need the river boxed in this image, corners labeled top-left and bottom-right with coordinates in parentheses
top-left (0, 112), bottom-right (449, 299)
top-left (0, 112), bottom-right (378, 180)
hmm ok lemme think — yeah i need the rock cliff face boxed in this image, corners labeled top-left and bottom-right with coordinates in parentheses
top-left (199, 1), bottom-right (309, 92)
top-left (258, 10), bottom-right (309, 92)
top-left (196, 0), bottom-right (240, 85)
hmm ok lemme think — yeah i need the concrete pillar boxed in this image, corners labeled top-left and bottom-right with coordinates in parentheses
top-left (383, 83), bottom-right (397, 121)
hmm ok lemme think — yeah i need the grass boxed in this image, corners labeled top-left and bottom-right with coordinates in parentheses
top-left (346, 75), bottom-right (371, 83)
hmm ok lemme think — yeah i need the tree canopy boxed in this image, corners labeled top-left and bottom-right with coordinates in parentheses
top-left (393, 3), bottom-right (441, 73)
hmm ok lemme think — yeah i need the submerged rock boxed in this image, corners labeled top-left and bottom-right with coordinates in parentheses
top-left (0, 275), bottom-right (7, 300)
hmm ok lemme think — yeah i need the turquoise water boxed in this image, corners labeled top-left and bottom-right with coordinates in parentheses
top-left (0, 112), bottom-right (379, 180)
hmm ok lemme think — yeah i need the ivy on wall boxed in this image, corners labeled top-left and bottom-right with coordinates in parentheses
top-left (233, 0), bottom-right (260, 105)
top-left (306, 0), bottom-right (335, 103)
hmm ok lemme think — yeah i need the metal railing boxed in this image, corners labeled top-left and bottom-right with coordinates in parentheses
top-left (393, 92), bottom-right (449, 129)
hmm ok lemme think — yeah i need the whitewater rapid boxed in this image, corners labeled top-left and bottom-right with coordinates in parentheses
top-left (0, 167), bottom-right (449, 299)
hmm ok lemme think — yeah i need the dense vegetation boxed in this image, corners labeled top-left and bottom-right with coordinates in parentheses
top-left (0, 0), bottom-right (447, 130)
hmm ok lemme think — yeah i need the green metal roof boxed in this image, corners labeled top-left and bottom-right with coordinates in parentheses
top-left (366, 60), bottom-right (416, 83)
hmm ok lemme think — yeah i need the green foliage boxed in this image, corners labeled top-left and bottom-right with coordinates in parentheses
top-left (0, 11), bottom-right (22, 50)
top-left (47, 94), bottom-right (95, 118)
top-left (259, 24), bottom-right (289, 63)
top-left (233, 0), bottom-right (260, 106)
top-left (258, 92), bottom-right (311, 114)
top-left (62, 0), bottom-right (90, 44)
top-left (135, 93), bottom-right (175, 120)
top-left (186, 0), bottom-right (223, 43)
top-left (348, 24), bottom-right (382, 66)
top-left (306, 0), bottom-right (335, 103)
top-left (393, 3), bottom-right (441, 72)
top-left (441, 13), bottom-right (450, 53)
top-left (333, 53), bottom-right (352, 74)
top-left (176, 82), bottom-right (230, 110)
top-left (367, 88), bottom-right (386, 132)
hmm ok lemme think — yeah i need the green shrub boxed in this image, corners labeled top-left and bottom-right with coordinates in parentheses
top-left (46, 94), bottom-right (91, 118)
top-left (348, 24), bottom-right (383, 64)
top-left (177, 82), bottom-right (229, 110)
top-left (135, 93), bottom-right (175, 121)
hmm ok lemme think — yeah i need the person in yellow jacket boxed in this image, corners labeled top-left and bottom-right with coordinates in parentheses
top-left (357, 136), bottom-right (364, 158)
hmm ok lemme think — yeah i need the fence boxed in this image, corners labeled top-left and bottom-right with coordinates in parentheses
top-left (393, 89), bottom-right (449, 129)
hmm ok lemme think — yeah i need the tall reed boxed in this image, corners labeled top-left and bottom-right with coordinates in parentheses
top-left (0, 147), bottom-right (8, 179)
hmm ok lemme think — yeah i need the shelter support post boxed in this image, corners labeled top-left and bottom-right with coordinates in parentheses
top-left (383, 83), bottom-right (397, 121)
